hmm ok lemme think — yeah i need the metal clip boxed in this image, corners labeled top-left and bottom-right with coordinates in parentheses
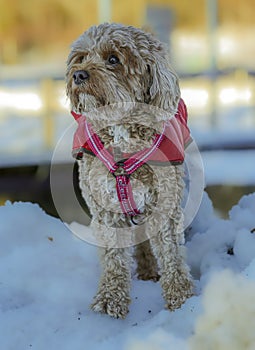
top-left (112, 161), bottom-right (129, 178)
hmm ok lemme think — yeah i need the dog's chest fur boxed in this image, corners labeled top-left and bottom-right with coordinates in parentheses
top-left (98, 123), bottom-right (157, 154)
top-left (80, 123), bottom-right (159, 215)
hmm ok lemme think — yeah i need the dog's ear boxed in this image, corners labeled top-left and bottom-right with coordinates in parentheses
top-left (146, 48), bottom-right (180, 114)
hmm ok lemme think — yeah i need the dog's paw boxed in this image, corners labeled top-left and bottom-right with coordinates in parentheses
top-left (162, 274), bottom-right (194, 311)
top-left (165, 289), bottom-right (193, 311)
top-left (91, 292), bottom-right (131, 319)
top-left (137, 272), bottom-right (160, 282)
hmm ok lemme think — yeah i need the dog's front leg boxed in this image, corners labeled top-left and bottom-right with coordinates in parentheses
top-left (91, 247), bottom-right (132, 319)
top-left (150, 217), bottom-right (194, 311)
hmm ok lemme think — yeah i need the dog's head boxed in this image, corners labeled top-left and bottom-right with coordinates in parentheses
top-left (66, 23), bottom-right (180, 115)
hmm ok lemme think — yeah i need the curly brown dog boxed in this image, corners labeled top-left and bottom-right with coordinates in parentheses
top-left (66, 23), bottom-right (193, 319)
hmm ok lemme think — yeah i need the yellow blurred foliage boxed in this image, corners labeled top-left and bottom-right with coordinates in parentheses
top-left (0, 0), bottom-right (254, 63)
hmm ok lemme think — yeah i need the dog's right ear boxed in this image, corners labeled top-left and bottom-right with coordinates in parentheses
top-left (146, 50), bottom-right (180, 114)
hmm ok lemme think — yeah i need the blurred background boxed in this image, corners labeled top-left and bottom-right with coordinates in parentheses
top-left (0, 0), bottom-right (255, 220)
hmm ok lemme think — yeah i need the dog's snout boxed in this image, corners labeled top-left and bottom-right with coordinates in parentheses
top-left (73, 70), bottom-right (89, 85)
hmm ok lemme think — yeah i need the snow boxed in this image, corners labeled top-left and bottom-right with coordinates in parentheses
top-left (189, 270), bottom-right (255, 350)
top-left (1, 193), bottom-right (255, 349)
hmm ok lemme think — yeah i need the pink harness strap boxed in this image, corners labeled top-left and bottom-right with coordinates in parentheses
top-left (115, 175), bottom-right (140, 216)
top-left (82, 118), bottom-right (165, 216)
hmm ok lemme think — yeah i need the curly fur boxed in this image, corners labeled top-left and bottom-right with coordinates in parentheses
top-left (66, 23), bottom-right (193, 318)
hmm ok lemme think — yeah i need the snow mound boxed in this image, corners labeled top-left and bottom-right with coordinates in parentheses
top-left (0, 193), bottom-right (255, 349)
top-left (190, 270), bottom-right (255, 350)
top-left (187, 192), bottom-right (255, 285)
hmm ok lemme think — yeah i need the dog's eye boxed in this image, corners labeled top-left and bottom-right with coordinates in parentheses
top-left (78, 56), bottom-right (84, 63)
top-left (108, 55), bottom-right (119, 65)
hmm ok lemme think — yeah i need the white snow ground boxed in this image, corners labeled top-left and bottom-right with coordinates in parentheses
top-left (1, 192), bottom-right (255, 350)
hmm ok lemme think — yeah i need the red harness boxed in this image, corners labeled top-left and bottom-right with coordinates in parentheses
top-left (71, 99), bottom-right (191, 217)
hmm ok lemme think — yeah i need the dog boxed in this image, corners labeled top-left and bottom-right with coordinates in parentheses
top-left (66, 23), bottom-right (193, 319)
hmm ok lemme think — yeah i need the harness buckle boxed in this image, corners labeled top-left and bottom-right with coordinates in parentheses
top-left (112, 161), bottom-right (129, 178)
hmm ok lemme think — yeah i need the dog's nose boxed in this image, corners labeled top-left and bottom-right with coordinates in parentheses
top-left (73, 70), bottom-right (89, 85)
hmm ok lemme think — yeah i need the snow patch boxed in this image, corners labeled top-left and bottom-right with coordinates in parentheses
top-left (0, 193), bottom-right (255, 349)
top-left (189, 270), bottom-right (255, 350)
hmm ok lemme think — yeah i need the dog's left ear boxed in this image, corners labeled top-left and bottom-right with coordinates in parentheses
top-left (146, 48), bottom-right (180, 114)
